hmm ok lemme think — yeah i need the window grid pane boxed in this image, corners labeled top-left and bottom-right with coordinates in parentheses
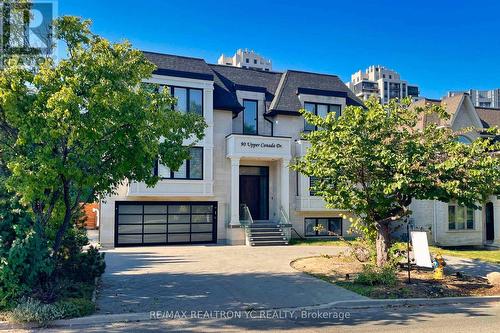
top-left (243, 100), bottom-right (257, 134)
top-left (173, 87), bottom-right (188, 113)
top-left (189, 147), bottom-right (203, 179)
top-left (189, 89), bottom-right (203, 115)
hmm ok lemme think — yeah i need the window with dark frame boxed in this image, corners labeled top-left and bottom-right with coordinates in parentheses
top-left (156, 147), bottom-right (203, 180)
top-left (304, 218), bottom-right (343, 237)
top-left (172, 86), bottom-right (203, 116)
top-left (448, 204), bottom-right (474, 230)
top-left (303, 102), bottom-right (341, 132)
top-left (140, 83), bottom-right (203, 116)
top-left (309, 176), bottom-right (319, 196)
top-left (242, 99), bottom-right (258, 134)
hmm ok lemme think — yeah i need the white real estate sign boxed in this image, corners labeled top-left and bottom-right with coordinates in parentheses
top-left (410, 231), bottom-right (433, 268)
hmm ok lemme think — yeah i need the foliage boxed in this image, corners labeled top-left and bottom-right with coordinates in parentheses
top-left (9, 296), bottom-right (94, 324)
top-left (10, 298), bottom-right (65, 324)
top-left (0, 199), bottom-right (53, 308)
top-left (354, 265), bottom-right (397, 286)
top-left (293, 97), bottom-right (500, 266)
top-left (0, 16), bottom-right (206, 253)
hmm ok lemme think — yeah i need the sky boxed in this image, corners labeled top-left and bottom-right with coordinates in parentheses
top-left (57, 0), bottom-right (500, 99)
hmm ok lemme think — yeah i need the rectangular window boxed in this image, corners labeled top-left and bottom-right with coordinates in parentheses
top-left (303, 102), bottom-right (341, 131)
top-left (304, 218), bottom-right (343, 237)
top-left (171, 87), bottom-right (203, 116)
top-left (448, 204), bottom-right (474, 230)
top-left (157, 147), bottom-right (203, 180)
top-left (309, 176), bottom-right (319, 196)
top-left (243, 99), bottom-right (258, 134)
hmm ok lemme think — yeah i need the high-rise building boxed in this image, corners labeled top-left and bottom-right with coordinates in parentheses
top-left (447, 89), bottom-right (500, 108)
top-left (218, 49), bottom-right (272, 71)
top-left (347, 65), bottom-right (420, 103)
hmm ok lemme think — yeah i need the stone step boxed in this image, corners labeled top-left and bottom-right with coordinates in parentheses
top-left (248, 226), bottom-right (282, 230)
top-left (249, 231), bottom-right (285, 237)
top-left (251, 240), bottom-right (289, 246)
top-left (250, 236), bottom-right (287, 241)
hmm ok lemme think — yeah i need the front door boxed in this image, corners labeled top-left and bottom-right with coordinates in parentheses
top-left (486, 202), bottom-right (494, 241)
top-left (239, 166), bottom-right (269, 220)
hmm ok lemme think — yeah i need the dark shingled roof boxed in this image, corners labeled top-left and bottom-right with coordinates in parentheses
top-left (142, 51), bottom-right (363, 115)
top-left (143, 51), bottom-right (214, 81)
top-left (476, 107), bottom-right (500, 129)
top-left (268, 70), bottom-right (363, 115)
top-left (208, 64), bottom-right (282, 112)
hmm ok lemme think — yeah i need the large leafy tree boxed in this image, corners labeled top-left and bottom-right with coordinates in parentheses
top-left (0, 17), bottom-right (206, 252)
top-left (294, 98), bottom-right (499, 266)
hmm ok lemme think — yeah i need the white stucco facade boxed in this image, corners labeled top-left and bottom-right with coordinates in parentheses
top-left (99, 72), bottom-right (355, 248)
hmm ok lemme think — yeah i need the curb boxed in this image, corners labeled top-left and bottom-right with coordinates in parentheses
top-left (32, 295), bottom-right (500, 328)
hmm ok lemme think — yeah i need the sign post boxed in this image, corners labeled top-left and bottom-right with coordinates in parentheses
top-left (407, 221), bottom-right (411, 283)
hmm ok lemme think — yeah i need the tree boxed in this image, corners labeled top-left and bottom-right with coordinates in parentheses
top-left (293, 98), bottom-right (500, 267)
top-left (0, 16), bottom-right (206, 253)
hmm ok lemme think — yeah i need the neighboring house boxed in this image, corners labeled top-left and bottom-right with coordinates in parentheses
top-left (447, 89), bottom-right (500, 108)
top-left (99, 51), bottom-right (362, 248)
top-left (347, 65), bottom-right (420, 103)
top-left (409, 94), bottom-right (500, 247)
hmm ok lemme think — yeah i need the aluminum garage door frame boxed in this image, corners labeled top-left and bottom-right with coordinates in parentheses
top-left (115, 201), bottom-right (217, 247)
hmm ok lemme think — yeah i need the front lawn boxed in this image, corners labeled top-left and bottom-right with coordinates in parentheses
top-left (291, 255), bottom-right (500, 299)
top-left (429, 246), bottom-right (500, 264)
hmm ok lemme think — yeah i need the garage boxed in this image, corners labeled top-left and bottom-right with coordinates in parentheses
top-left (115, 201), bottom-right (217, 246)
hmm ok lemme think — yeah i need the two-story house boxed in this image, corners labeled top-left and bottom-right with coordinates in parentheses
top-left (98, 51), bottom-right (363, 247)
top-left (98, 51), bottom-right (500, 249)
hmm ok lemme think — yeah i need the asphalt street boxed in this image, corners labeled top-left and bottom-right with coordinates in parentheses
top-left (6, 301), bottom-right (499, 333)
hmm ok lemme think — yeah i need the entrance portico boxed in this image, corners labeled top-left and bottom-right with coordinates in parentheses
top-left (226, 134), bottom-right (292, 226)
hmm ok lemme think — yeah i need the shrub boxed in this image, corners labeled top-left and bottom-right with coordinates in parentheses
top-left (54, 227), bottom-right (105, 283)
top-left (10, 296), bottom-right (95, 324)
top-left (55, 298), bottom-right (95, 318)
top-left (10, 298), bottom-right (65, 324)
top-left (355, 265), bottom-right (397, 286)
top-left (0, 219), bottom-right (53, 308)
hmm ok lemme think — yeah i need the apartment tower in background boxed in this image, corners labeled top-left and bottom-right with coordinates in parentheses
top-left (447, 89), bottom-right (500, 108)
top-left (347, 65), bottom-right (420, 103)
top-left (218, 49), bottom-right (272, 71)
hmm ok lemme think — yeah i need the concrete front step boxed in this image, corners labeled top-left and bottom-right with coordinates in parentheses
top-left (250, 232), bottom-right (285, 237)
top-left (251, 240), bottom-right (289, 246)
top-left (250, 236), bottom-right (287, 242)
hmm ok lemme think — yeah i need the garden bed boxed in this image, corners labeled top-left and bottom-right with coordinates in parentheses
top-left (291, 255), bottom-right (500, 299)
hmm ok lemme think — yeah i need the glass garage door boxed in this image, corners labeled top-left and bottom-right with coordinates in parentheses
top-left (115, 202), bottom-right (217, 246)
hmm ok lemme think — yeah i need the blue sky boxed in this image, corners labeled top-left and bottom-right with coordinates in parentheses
top-left (58, 0), bottom-right (500, 99)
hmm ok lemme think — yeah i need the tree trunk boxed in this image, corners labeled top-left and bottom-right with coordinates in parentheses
top-left (376, 222), bottom-right (391, 267)
top-left (53, 180), bottom-right (72, 254)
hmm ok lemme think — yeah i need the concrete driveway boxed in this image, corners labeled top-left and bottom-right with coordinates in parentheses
top-left (96, 245), bottom-right (366, 314)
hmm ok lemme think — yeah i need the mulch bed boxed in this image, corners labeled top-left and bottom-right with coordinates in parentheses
top-left (291, 255), bottom-right (500, 298)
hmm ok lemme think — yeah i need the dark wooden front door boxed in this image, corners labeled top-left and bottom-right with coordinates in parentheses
top-left (239, 166), bottom-right (269, 220)
top-left (240, 175), bottom-right (261, 219)
top-left (486, 202), bottom-right (494, 241)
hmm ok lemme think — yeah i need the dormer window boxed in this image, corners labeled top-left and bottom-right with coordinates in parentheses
top-left (243, 99), bottom-right (258, 134)
top-left (303, 102), bottom-right (341, 131)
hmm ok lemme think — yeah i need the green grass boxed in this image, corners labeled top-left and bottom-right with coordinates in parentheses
top-left (429, 246), bottom-right (500, 264)
top-left (335, 281), bottom-right (375, 297)
top-left (289, 238), bottom-right (353, 246)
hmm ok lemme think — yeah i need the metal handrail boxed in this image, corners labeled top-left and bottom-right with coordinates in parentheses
top-left (240, 204), bottom-right (254, 226)
top-left (279, 206), bottom-right (290, 225)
